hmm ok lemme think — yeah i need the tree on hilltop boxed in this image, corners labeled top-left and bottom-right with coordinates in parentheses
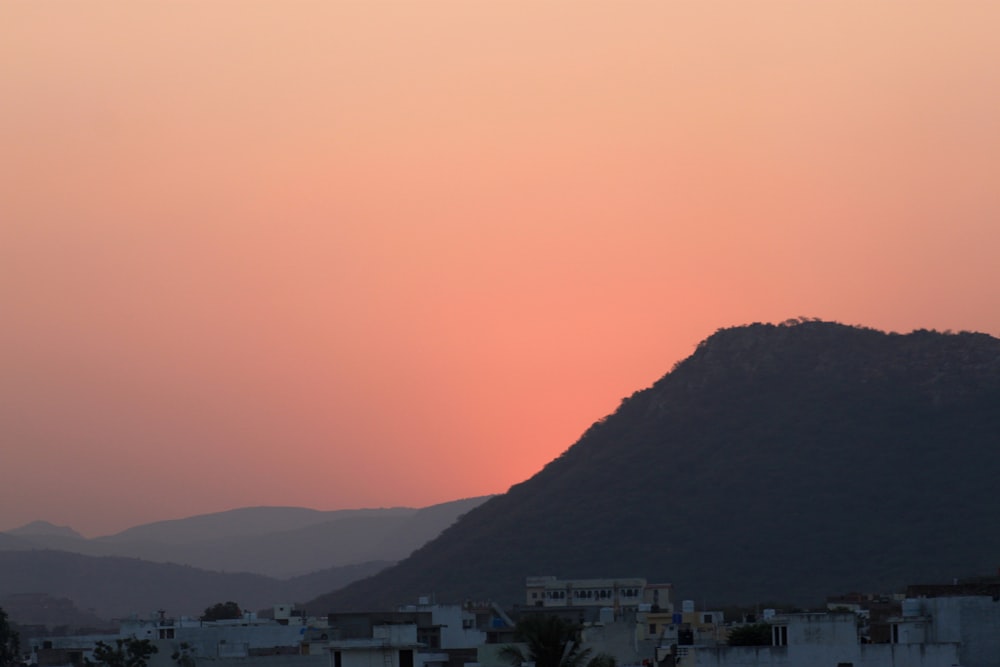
top-left (200, 601), bottom-right (242, 622)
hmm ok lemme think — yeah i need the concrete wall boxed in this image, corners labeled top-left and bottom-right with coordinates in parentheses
top-left (859, 643), bottom-right (960, 667)
top-left (580, 617), bottom-right (656, 666)
top-left (918, 595), bottom-right (1000, 667)
top-left (148, 655), bottom-right (327, 667)
top-left (684, 642), bottom-right (960, 667)
top-left (423, 606), bottom-right (486, 649)
top-left (681, 645), bottom-right (788, 666)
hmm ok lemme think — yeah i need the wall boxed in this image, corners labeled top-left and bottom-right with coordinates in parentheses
top-left (918, 595), bottom-right (1000, 667)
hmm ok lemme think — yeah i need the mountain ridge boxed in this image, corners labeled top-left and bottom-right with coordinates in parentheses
top-left (0, 496), bottom-right (492, 579)
top-left (306, 320), bottom-right (1000, 612)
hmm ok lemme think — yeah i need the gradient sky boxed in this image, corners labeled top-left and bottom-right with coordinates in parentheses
top-left (2, 2), bottom-right (999, 537)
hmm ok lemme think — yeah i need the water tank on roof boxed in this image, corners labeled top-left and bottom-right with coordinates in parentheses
top-left (682, 600), bottom-right (695, 613)
top-left (902, 599), bottom-right (921, 618)
top-left (762, 609), bottom-right (776, 620)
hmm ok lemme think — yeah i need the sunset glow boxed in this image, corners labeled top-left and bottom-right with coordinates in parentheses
top-left (2, 2), bottom-right (999, 535)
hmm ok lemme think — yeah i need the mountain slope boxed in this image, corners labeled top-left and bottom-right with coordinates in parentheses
top-left (307, 321), bottom-right (1000, 611)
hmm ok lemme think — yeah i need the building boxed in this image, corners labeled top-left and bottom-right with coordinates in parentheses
top-left (524, 577), bottom-right (673, 616)
top-left (661, 611), bottom-right (961, 667)
top-left (320, 624), bottom-right (421, 667)
top-left (896, 583), bottom-right (1000, 667)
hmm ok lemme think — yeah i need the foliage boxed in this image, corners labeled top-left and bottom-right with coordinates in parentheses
top-left (170, 642), bottom-right (196, 667)
top-left (585, 653), bottom-right (616, 667)
top-left (499, 615), bottom-right (592, 667)
top-left (86, 638), bottom-right (158, 667)
top-left (727, 624), bottom-right (772, 646)
top-left (0, 607), bottom-right (21, 667)
top-left (200, 601), bottom-right (242, 622)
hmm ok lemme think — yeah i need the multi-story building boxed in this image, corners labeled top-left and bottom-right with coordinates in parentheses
top-left (524, 576), bottom-right (673, 615)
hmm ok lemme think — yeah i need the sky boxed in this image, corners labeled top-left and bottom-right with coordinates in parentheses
top-left (2, 2), bottom-right (999, 537)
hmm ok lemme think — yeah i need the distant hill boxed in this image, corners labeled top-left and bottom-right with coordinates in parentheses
top-left (0, 550), bottom-right (392, 623)
top-left (0, 592), bottom-right (111, 631)
top-left (101, 506), bottom-right (408, 543)
top-left (1, 497), bottom-right (490, 578)
top-left (307, 321), bottom-right (1000, 612)
top-left (6, 521), bottom-right (83, 540)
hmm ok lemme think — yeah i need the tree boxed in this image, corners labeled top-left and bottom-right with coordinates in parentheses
top-left (170, 642), bottom-right (196, 667)
top-left (727, 623), bottom-right (772, 646)
top-left (499, 615), bottom-right (592, 667)
top-left (585, 654), bottom-right (616, 667)
top-left (0, 607), bottom-right (21, 667)
top-left (199, 602), bottom-right (242, 622)
top-left (85, 639), bottom-right (158, 667)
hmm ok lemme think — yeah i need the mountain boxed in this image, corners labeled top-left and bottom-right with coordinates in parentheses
top-left (0, 497), bottom-right (490, 578)
top-left (100, 506), bottom-right (409, 543)
top-left (6, 521), bottom-right (83, 540)
top-left (307, 320), bottom-right (1000, 612)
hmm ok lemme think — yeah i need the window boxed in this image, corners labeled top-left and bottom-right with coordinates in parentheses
top-left (891, 624), bottom-right (899, 644)
top-left (772, 625), bottom-right (788, 646)
top-left (648, 624), bottom-right (657, 636)
top-left (334, 652), bottom-right (342, 667)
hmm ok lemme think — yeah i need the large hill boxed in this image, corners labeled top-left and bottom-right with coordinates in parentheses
top-left (308, 320), bottom-right (1000, 611)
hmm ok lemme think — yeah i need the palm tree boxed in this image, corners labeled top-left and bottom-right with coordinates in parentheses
top-left (499, 615), bottom-right (592, 667)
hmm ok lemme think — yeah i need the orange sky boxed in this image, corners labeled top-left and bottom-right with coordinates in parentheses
top-left (2, 2), bottom-right (999, 537)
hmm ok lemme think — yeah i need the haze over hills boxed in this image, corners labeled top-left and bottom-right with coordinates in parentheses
top-left (0, 497), bottom-right (490, 579)
top-left (308, 320), bottom-right (1000, 612)
top-left (0, 550), bottom-right (392, 621)
top-left (0, 497), bottom-right (490, 626)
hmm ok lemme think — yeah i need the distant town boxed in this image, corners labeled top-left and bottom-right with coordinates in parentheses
top-left (5, 574), bottom-right (1000, 667)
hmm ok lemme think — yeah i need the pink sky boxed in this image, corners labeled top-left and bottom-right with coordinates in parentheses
top-left (2, 2), bottom-right (999, 536)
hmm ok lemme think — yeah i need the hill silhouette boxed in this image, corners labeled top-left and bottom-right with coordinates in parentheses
top-left (308, 320), bottom-right (1000, 612)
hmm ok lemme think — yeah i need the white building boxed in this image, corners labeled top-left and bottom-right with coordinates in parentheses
top-left (524, 577), bottom-right (672, 615)
top-left (893, 592), bottom-right (1000, 667)
top-left (664, 612), bottom-right (961, 667)
top-left (320, 624), bottom-right (423, 667)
